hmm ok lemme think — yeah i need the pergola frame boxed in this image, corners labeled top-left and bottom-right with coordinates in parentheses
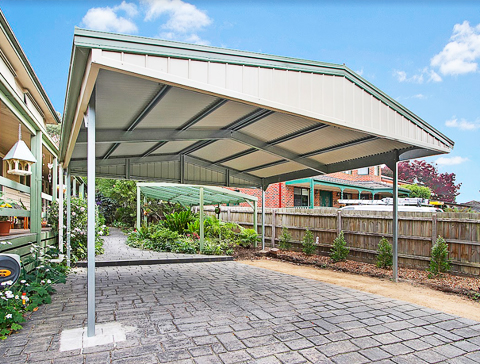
top-left (136, 182), bottom-right (258, 251)
top-left (60, 29), bottom-right (454, 337)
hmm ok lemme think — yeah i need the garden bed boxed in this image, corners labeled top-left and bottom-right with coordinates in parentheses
top-left (234, 247), bottom-right (480, 302)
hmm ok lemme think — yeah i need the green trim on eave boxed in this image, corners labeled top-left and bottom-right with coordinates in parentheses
top-left (0, 10), bottom-right (61, 125)
top-left (64, 28), bottom-right (453, 151)
top-left (286, 177), bottom-right (410, 195)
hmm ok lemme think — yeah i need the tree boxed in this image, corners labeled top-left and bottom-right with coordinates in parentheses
top-left (382, 160), bottom-right (461, 203)
top-left (401, 184), bottom-right (431, 199)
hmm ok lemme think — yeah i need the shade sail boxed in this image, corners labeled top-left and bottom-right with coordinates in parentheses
top-left (138, 182), bottom-right (257, 206)
top-left (61, 29), bottom-right (454, 189)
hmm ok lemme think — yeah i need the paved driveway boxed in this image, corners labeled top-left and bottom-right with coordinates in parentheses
top-left (2, 262), bottom-right (480, 363)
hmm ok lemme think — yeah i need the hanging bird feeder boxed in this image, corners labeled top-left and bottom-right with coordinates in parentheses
top-left (3, 124), bottom-right (37, 176)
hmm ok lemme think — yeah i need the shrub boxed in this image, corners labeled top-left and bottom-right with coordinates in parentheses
top-left (376, 237), bottom-right (393, 269)
top-left (302, 229), bottom-right (316, 255)
top-left (1, 244), bottom-right (68, 340)
top-left (238, 228), bottom-right (259, 248)
top-left (162, 210), bottom-right (195, 234)
top-left (278, 227), bottom-right (292, 250)
top-left (330, 231), bottom-right (349, 262)
top-left (428, 236), bottom-right (451, 277)
top-left (47, 198), bottom-right (104, 262)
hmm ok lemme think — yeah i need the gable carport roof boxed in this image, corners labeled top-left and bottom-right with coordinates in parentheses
top-left (60, 29), bottom-right (453, 188)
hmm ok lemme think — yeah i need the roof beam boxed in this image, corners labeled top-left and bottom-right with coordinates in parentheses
top-left (102, 84), bottom-right (171, 159)
top-left (230, 131), bottom-right (327, 173)
top-left (76, 129), bottom-right (232, 144)
top-left (213, 123), bottom-right (329, 164)
top-left (301, 136), bottom-right (378, 158)
top-left (176, 108), bottom-right (273, 156)
top-left (69, 153), bottom-right (179, 168)
top-left (142, 98), bottom-right (228, 157)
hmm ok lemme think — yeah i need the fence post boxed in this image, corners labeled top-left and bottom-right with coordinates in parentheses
top-left (271, 209), bottom-right (276, 247)
top-left (337, 209), bottom-right (342, 235)
top-left (432, 213), bottom-right (437, 244)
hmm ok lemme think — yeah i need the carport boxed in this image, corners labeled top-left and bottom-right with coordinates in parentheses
top-left (60, 29), bottom-right (454, 336)
top-left (136, 182), bottom-right (258, 250)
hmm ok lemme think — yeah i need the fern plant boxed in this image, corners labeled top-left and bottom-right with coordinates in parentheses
top-left (330, 230), bottom-right (349, 262)
top-left (428, 235), bottom-right (451, 277)
top-left (302, 229), bottom-right (316, 255)
top-left (278, 227), bottom-right (292, 250)
top-left (376, 237), bottom-right (393, 269)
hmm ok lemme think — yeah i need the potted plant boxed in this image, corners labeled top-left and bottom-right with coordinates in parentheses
top-left (0, 192), bottom-right (13, 236)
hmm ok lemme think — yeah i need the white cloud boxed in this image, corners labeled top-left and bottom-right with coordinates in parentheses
top-left (393, 68), bottom-right (442, 84)
top-left (355, 68), bottom-right (364, 76)
top-left (431, 21), bottom-right (480, 76)
top-left (435, 156), bottom-right (469, 166)
top-left (445, 117), bottom-right (480, 131)
top-left (142, 0), bottom-right (212, 40)
top-left (82, 1), bottom-right (138, 33)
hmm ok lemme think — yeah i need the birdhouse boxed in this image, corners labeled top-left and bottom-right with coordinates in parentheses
top-left (3, 124), bottom-right (36, 176)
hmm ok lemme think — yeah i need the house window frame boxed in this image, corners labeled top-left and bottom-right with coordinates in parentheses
top-left (357, 167), bottom-right (369, 175)
top-left (294, 187), bottom-right (310, 207)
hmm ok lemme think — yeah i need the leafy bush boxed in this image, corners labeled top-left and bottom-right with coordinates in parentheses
top-left (47, 198), bottom-right (104, 262)
top-left (376, 237), bottom-right (393, 269)
top-left (278, 227), bottom-right (292, 250)
top-left (401, 184), bottom-right (431, 199)
top-left (238, 228), bottom-right (259, 248)
top-left (428, 236), bottom-right (451, 277)
top-left (302, 229), bottom-right (316, 255)
top-left (162, 210), bottom-right (195, 234)
top-left (1, 244), bottom-right (68, 340)
top-left (330, 231), bottom-right (349, 262)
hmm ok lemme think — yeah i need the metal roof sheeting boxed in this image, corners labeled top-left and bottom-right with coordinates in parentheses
top-left (138, 182), bottom-right (257, 206)
top-left (62, 29), bottom-right (454, 188)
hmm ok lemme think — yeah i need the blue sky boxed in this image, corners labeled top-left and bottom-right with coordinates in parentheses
top-left (2, 1), bottom-right (479, 203)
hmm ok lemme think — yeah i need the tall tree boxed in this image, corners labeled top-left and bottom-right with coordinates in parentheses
top-left (382, 160), bottom-right (461, 203)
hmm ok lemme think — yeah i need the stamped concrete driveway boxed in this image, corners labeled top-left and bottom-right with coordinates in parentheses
top-left (2, 261), bottom-right (480, 364)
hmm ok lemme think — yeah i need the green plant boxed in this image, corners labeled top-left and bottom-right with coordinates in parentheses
top-left (376, 237), bottom-right (393, 269)
top-left (330, 231), bottom-right (349, 262)
top-left (162, 210), bottom-right (195, 234)
top-left (47, 198), bottom-right (104, 262)
top-left (302, 229), bottom-right (316, 255)
top-left (1, 244), bottom-right (68, 340)
top-left (401, 184), bottom-right (431, 199)
top-left (238, 228), bottom-right (259, 248)
top-left (428, 235), bottom-right (451, 277)
top-left (278, 227), bottom-right (292, 250)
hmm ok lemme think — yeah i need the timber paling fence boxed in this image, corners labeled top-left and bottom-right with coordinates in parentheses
top-left (205, 206), bottom-right (480, 275)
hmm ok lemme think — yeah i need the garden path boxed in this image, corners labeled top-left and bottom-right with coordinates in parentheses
top-left (77, 228), bottom-right (233, 266)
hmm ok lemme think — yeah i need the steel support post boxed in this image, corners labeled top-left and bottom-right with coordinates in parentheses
top-left (52, 158), bottom-right (58, 202)
top-left (392, 160), bottom-right (399, 282)
top-left (200, 187), bottom-right (204, 252)
top-left (87, 93), bottom-right (96, 337)
top-left (262, 188), bottom-right (266, 250)
top-left (58, 164), bottom-right (64, 253)
top-left (72, 178), bottom-right (76, 198)
top-left (310, 179), bottom-right (314, 209)
top-left (253, 200), bottom-right (258, 247)
top-left (66, 169), bottom-right (71, 267)
top-left (136, 186), bottom-right (141, 230)
top-left (30, 132), bottom-right (43, 244)
top-left (79, 183), bottom-right (85, 199)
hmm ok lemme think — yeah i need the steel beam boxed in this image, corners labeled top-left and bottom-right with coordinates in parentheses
top-left (86, 92), bottom-right (96, 337)
top-left (30, 131), bottom-right (43, 244)
top-left (66, 169), bottom-right (71, 267)
top-left (102, 85), bottom-right (171, 159)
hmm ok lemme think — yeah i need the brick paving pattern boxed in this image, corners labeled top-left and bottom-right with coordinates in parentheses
top-left (1, 260), bottom-right (480, 363)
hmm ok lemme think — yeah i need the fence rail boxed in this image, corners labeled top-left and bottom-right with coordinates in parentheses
top-left (206, 206), bottom-right (480, 275)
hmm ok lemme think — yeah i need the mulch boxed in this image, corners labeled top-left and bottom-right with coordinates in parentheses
top-left (233, 247), bottom-right (480, 302)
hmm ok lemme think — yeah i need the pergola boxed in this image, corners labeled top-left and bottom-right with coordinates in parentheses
top-left (137, 182), bottom-right (258, 250)
top-left (60, 29), bottom-right (454, 336)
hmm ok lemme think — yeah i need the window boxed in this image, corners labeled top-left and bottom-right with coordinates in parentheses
top-left (357, 167), bottom-right (369, 175)
top-left (343, 170), bottom-right (352, 174)
top-left (374, 166), bottom-right (380, 176)
top-left (294, 187), bottom-right (309, 207)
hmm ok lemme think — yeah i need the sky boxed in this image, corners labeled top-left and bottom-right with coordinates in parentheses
top-left (1, 0), bottom-right (479, 203)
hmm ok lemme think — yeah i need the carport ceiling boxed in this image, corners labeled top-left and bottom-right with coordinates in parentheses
top-left (61, 29), bottom-right (454, 188)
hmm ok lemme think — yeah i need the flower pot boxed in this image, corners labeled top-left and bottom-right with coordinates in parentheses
top-left (0, 220), bottom-right (11, 236)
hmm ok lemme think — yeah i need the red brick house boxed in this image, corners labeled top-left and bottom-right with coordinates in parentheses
top-left (227, 166), bottom-right (410, 208)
